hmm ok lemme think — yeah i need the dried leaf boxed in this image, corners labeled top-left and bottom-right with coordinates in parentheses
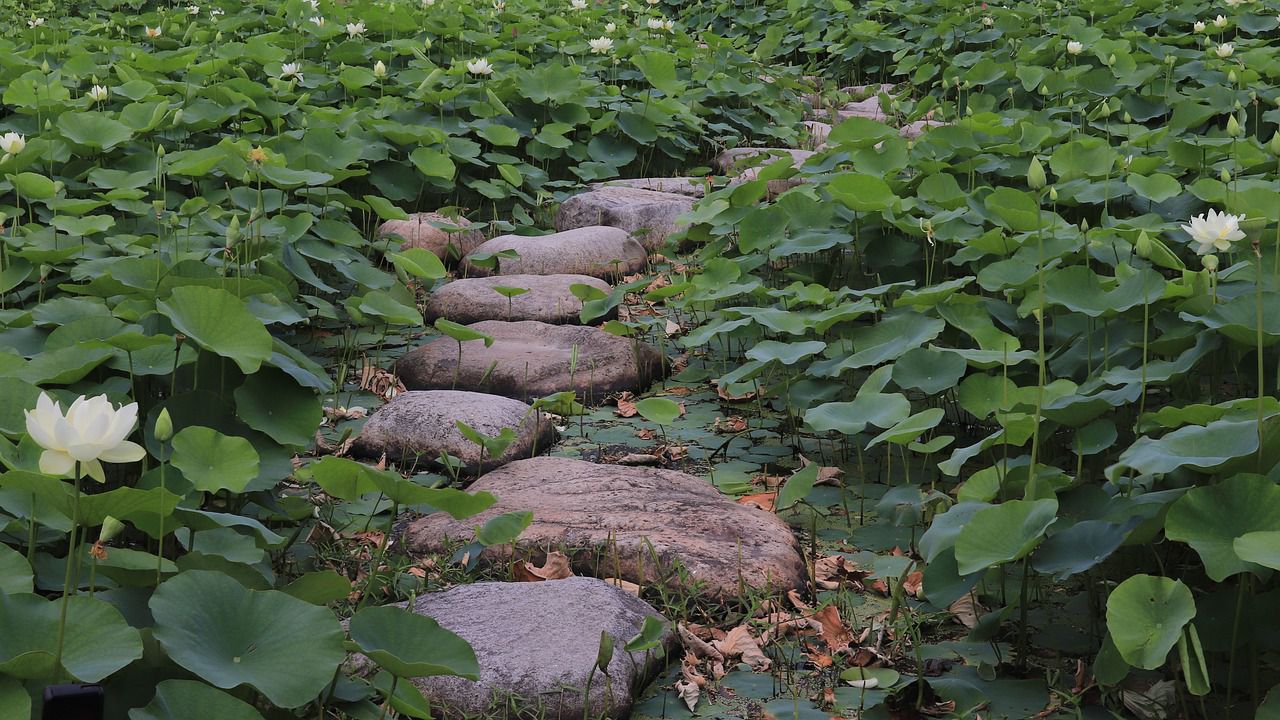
top-left (603, 577), bottom-right (642, 595)
top-left (617, 453), bottom-right (663, 466)
top-left (948, 593), bottom-right (984, 629)
top-left (715, 380), bottom-right (756, 402)
top-left (615, 391), bottom-right (638, 418)
top-left (714, 626), bottom-right (771, 672)
top-left (902, 571), bottom-right (923, 598)
top-left (715, 415), bottom-right (749, 433)
top-left (514, 551), bottom-right (574, 582)
top-left (813, 605), bottom-right (853, 653)
top-left (664, 319), bottom-right (682, 336)
top-left (737, 492), bottom-right (777, 512)
top-left (666, 386), bottom-right (693, 397)
top-left (814, 555), bottom-right (870, 591)
top-left (359, 361), bottom-right (405, 401)
top-left (800, 454), bottom-right (843, 485)
top-left (635, 428), bottom-right (657, 440)
top-left (675, 680), bottom-right (700, 712)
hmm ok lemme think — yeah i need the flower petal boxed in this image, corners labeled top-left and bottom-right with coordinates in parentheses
top-left (98, 441), bottom-right (145, 464)
top-left (39, 450), bottom-right (75, 477)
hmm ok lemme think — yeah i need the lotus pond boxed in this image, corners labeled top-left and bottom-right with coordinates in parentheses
top-left (5, 0), bottom-right (1280, 717)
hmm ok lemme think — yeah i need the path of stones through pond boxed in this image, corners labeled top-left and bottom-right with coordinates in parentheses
top-left (322, 85), bottom-right (1032, 720)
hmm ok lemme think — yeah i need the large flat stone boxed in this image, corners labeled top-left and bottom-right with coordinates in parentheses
top-left (349, 390), bottom-right (556, 472)
top-left (377, 212), bottom-right (486, 260)
top-left (395, 578), bottom-right (673, 719)
top-left (395, 321), bottom-right (666, 404)
top-left (424, 274), bottom-right (612, 325)
top-left (593, 177), bottom-right (710, 198)
top-left (555, 187), bottom-right (695, 251)
top-left (460, 226), bottom-right (647, 280)
top-left (404, 457), bottom-right (808, 598)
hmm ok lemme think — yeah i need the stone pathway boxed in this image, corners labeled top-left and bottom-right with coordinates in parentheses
top-left (345, 80), bottom-right (939, 717)
top-left (394, 320), bottom-right (667, 404)
top-left (424, 274), bottom-right (611, 325)
top-left (404, 457), bottom-right (808, 599)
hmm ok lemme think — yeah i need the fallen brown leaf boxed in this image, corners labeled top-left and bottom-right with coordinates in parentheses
top-left (948, 593), bottom-right (984, 629)
top-left (603, 577), bottom-right (642, 595)
top-left (617, 453), bottom-right (663, 466)
top-left (902, 571), bottom-right (924, 598)
top-left (715, 380), bottom-right (756, 402)
top-left (814, 555), bottom-right (870, 591)
top-left (359, 361), bottom-right (405, 401)
top-left (513, 551), bottom-right (574, 582)
top-left (615, 391), bottom-right (638, 417)
top-left (715, 415), bottom-right (749, 433)
top-left (813, 605), bottom-right (853, 653)
top-left (737, 492), bottom-right (777, 512)
top-left (714, 625), bottom-right (771, 672)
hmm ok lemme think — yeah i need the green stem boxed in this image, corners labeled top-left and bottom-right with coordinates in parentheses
top-left (377, 675), bottom-right (399, 720)
top-left (53, 465), bottom-right (82, 682)
top-left (1257, 249), bottom-right (1266, 472)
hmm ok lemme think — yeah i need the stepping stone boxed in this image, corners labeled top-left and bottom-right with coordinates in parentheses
top-left (592, 177), bottom-right (709, 198)
top-left (377, 212), bottom-right (486, 260)
top-left (460, 227), bottom-right (647, 280)
top-left (403, 456), bottom-right (808, 598)
top-left (349, 390), bottom-right (556, 472)
top-left (385, 578), bottom-right (673, 720)
top-left (838, 83), bottom-right (896, 96)
top-left (836, 96), bottom-right (887, 121)
top-left (899, 118), bottom-right (945, 139)
top-left (394, 321), bottom-right (666, 404)
top-left (801, 120), bottom-right (833, 149)
top-left (424, 274), bottom-right (612, 325)
top-left (715, 147), bottom-right (816, 174)
top-left (555, 187), bottom-right (694, 251)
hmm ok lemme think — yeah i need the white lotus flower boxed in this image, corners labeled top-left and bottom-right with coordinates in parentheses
top-left (981, 15), bottom-right (993, 26)
top-left (605, 21), bottom-right (616, 32)
top-left (311, 15), bottom-right (326, 26)
top-left (0, 132), bottom-right (26, 156)
top-left (209, 8), bottom-right (224, 16)
top-left (1067, 40), bottom-right (1083, 54)
top-left (145, 25), bottom-right (162, 37)
top-left (308, 0), bottom-right (320, 8)
top-left (1225, 0), bottom-right (1242, 7)
top-left (347, 21), bottom-right (366, 36)
top-left (187, 5), bottom-right (200, 14)
top-left (1214, 14), bottom-right (1228, 27)
top-left (424, 0), bottom-right (436, 6)
top-left (88, 85), bottom-right (110, 101)
top-left (280, 62), bottom-right (303, 82)
top-left (493, 0), bottom-right (505, 10)
top-left (28, 18), bottom-right (45, 27)
top-left (373, 60), bottom-right (387, 77)
top-left (1216, 42), bottom-right (1234, 57)
top-left (466, 57), bottom-right (494, 75)
top-left (663, 18), bottom-right (674, 31)
top-left (25, 393), bottom-right (146, 482)
top-left (646, 17), bottom-right (663, 29)
top-left (572, 0), bottom-right (588, 9)
top-left (1194, 20), bottom-right (1206, 32)
top-left (589, 36), bottom-right (613, 53)
top-left (1182, 209), bottom-right (1246, 255)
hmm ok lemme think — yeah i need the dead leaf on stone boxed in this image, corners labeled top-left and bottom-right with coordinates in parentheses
top-left (323, 405), bottom-right (368, 422)
top-left (666, 385), bottom-right (693, 397)
top-left (737, 492), bottom-right (777, 512)
top-left (617, 453), bottom-right (663, 466)
top-left (635, 428), bottom-right (657, 441)
top-left (615, 391), bottom-right (638, 418)
top-left (513, 551), bottom-right (574, 582)
top-left (603, 577), bottom-right (642, 595)
top-left (713, 625), bottom-right (771, 672)
top-left (658, 444), bottom-right (688, 462)
top-left (813, 555), bottom-right (870, 591)
top-left (714, 416), bottom-right (749, 433)
top-left (812, 605), bottom-right (853, 653)
top-left (948, 593), bottom-right (984, 629)
top-left (359, 361), bottom-right (405, 401)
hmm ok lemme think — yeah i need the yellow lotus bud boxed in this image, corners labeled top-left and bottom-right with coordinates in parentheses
top-left (1027, 156), bottom-right (1046, 190)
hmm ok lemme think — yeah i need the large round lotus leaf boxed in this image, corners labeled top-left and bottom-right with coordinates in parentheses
top-left (0, 544), bottom-right (33, 595)
top-left (0, 675), bottom-right (30, 720)
top-left (149, 571), bottom-right (345, 709)
top-left (0, 592), bottom-right (142, 682)
top-left (130, 680), bottom-right (265, 720)
top-left (233, 369), bottom-right (323, 447)
top-left (1106, 574), bottom-right (1195, 670)
top-left (891, 346), bottom-right (967, 395)
top-left (919, 502), bottom-right (990, 563)
top-left (634, 397), bottom-right (681, 425)
top-left (157, 286), bottom-right (273, 374)
top-left (1032, 519), bottom-right (1137, 580)
top-left (1234, 531), bottom-right (1280, 571)
top-left (348, 606), bottom-right (480, 679)
top-left (169, 426), bottom-right (261, 494)
top-left (954, 499), bottom-right (1058, 575)
top-left (1165, 474), bottom-right (1280, 582)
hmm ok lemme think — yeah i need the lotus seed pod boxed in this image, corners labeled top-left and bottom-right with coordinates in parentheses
top-left (99, 516), bottom-right (126, 543)
top-left (1202, 254), bottom-right (1219, 271)
top-left (155, 408), bottom-right (174, 442)
top-left (1027, 156), bottom-right (1046, 189)
top-left (1135, 231), bottom-right (1152, 258)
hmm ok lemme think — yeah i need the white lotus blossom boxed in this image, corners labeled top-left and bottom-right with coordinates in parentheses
top-left (145, 25), bottom-right (162, 37)
top-left (663, 18), bottom-right (674, 31)
top-left (25, 393), bottom-right (146, 482)
top-left (1067, 40), bottom-right (1083, 54)
top-left (424, 0), bottom-right (436, 6)
top-left (605, 21), bottom-right (616, 32)
top-left (88, 85), bottom-right (110, 101)
top-left (0, 132), bottom-right (25, 156)
top-left (280, 62), bottom-right (303, 82)
top-left (1194, 20), bottom-right (1206, 32)
top-left (187, 5), bottom-right (200, 14)
top-left (373, 60), bottom-right (387, 77)
top-left (209, 7), bottom-right (224, 16)
top-left (310, 15), bottom-right (325, 26)
top-left (1182, 209), bottom-right (1246, 255)
top-left (308, 0), bottom-right (320, 9)
top-left (1214, 14), bottom-right (1228, 27)
top-left (346, 21), bottom-right (366, 36)
top-left (571, 0), bottom-right (588, 9)
top-left (466, 57), bottom-right (494, 75)
top-left (28, 18), bottom-right (45, 27)
top-left (493, 0), bottom-right (505, 10)
top-left (1216, 42), bottom-right (1234, 57)
top-left (981, 15), bottom-right (993, 26)
top-left (1225, 0), bottom-right (1243, 7)
top-left (588, 36), bottom-right (614, 53)
top-left (647, 16), bottom-right (663, 29)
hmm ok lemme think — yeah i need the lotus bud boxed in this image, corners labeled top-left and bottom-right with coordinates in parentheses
top-left (215, 31), bottom-right (222, 42)
top-left (39, 264), bottom-right (52, 282)
top-left (1228, 70), bottom-right (1237, 84)
top-left (1124, 112), bottom-right (1133, 123)
top-left (1026, 156), bottom-right (1046, 189)
top-left (1227, 114), bottom-right (1243, 137)
top-left (41, 60), bottom-right (50, 73)
top-left (1202, 253), bottom-right (1219, 271)
top-left (1048, 186), bottom-right (1058, 201)
top-left (1080, 218), bottom-right (1089, 232)
top-left (1106, 53), bottom-right (1116, 66)
top-left (1038, 84), bottom-right (1049, 95)
top-left (172, 108), bottom-right (183, 126)
top-left (155, 408), bottom-right (174, 442)
top-left (226, 214), bottom-right (241, 247)
top-left (156, 144), bottom-right (166, 157)
top-left (1165, 54), bottom-right (1177, 65)
top-left (1268, 131), bottom-right (1280, 155)
top-left (44, 119), bottom-right (52, 131)
top-left (1135, 231), bottom-right (1152, 258)
top-left (1220, 167), bottom-right (1232, 183)
top-left (424, 37), bottom-right (432, 50)
top-left (373, 60), bottom-right (387, 78)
